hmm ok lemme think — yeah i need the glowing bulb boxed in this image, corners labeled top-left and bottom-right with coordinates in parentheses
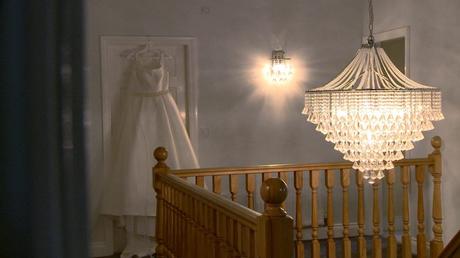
top-left (264, 50), bottom-right (293, 84)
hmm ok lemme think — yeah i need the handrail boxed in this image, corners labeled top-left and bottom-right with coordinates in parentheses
top-left (171, 158), bottom-right (433, 177)
top-left (158, 170), bottom-right (260, 225)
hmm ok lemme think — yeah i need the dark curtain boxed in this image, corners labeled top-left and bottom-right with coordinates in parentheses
top-left (0, 0), bottom-right (88, 257)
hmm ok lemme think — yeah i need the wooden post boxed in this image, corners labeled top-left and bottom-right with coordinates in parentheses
top-left (259, 178), bottom-right (294, 258)
top-left (386, 169), bottom-right (397, 258)
top-left (153, 147), bottom-right (170, 258)
top-left (401, 166), bottom-right (411, 258)
top-left (356, 171), bottom-right (367, 258)
top-left (294, 171), bottom-right (305, 258)
top-left (325, 170), bottom-right (336, 258)
top-left (310, 170), bottom-right (321, 258)
top-left (341, 169), bottom-right (352, 258)
top-left (429, 136), bottom-right (444, 258)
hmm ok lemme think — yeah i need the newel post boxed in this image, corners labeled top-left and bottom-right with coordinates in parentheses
top-left (429, 136), bottom-right (444, 258)
top-left (257, 178), bottom-right (294, 258)
top-left (153, 147), bottom-right (169, 258)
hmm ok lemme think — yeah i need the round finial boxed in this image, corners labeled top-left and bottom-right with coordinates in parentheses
top-left (154, 147), bottom-right (168, 162)
top-left (431, 136), bottom-right (442, 150)
top-left (260, 178), bottom-right (288, 206)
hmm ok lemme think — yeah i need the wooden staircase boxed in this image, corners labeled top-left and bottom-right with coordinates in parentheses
top-left (152, 136), bottom-right (444, 258)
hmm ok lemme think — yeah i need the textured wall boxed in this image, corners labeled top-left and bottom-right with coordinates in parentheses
top-left (85, 0), bottom-right (365, 253)
top-left (363, 0), bottom-right (460, 243)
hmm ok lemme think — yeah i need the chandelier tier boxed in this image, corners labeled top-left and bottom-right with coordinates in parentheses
top-left (302, 0), bottom-right (443, 183)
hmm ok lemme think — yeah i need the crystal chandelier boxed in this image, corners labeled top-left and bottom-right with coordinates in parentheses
top-left (265, 50), bottom-right (292, 83)
top-left (302, 0), bottom-right (443, 183)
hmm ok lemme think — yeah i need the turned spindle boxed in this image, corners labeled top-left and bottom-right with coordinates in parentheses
top-left (430, 136), bottom-right (444, 258)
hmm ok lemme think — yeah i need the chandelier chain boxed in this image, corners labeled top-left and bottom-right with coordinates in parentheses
top-left (368, 0), bottom-right (375, 46)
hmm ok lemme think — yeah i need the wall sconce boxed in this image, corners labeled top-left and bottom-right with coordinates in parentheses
top-left (264, 50), bottom-right (293, 84)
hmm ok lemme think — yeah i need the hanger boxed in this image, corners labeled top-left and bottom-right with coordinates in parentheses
top-left (122, 41), bottom-right (173, 61)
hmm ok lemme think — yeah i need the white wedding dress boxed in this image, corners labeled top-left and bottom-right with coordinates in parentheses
top-left (100, 54), bottom-right (199, 257)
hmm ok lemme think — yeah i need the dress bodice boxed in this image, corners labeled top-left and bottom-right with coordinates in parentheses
top-left (127, 58), bottom-right (169, 94)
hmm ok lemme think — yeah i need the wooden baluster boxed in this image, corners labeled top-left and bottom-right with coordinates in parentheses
top-left (192, 198), bottom-right (198, 257)
top-left (278, 172), bottom-right (289, 209)
top-left (230, 175), bottom-right (238, 202)
top-left (171, 187), bottom-right (177, 255)
top-left (188, 195), bottom-right (195, 258)
top-left (249, 229), bottom-right (255, 258)
top-left (386, 169), bottom-right (397, 258)
top-left (196, 175), bottom-right (205, 188)
top-left (180, 192), bottom-right (187, 257)
top-left (234, 221), bottom-right (242, 257)
top-left (372, 181), bottom-right (382, 258)
top-left (294, 171), bottom-right (305, 258)
top-left (204, 203), bottom-right (211, 258)
top-left (401, 166), bottom-right (411, 258)
top-left (164, 185), bottom-right (170, 253)
top-left (209, 207), bottom-right (217, 258)
top-left (153, 147), bottom-right (169, 258)
top-left (201, 202), bottom-right (208, 258)
top-left (310, 170), bottom-right (320, 258)
top-left (227, 216), bottom-right (234, 257)
top-left (241, 225), bottom-right (249, 258)
top-left (325, 169), bottom-right (336, 258)
top-left (416, 165), bottom-right (427, 258)
top-left (217, 212), bottom-right (228, 258)
top-left (194, 198), bottom-right (200, 258)
top-left (259, 178), bottom-right (294, 258)
top-left (246, 174), bottom-right (255, 209)
top-left (356, 171), bottom-right (367, 258)
top-left (183, 194), bottom-right (190, 258)
top-left (430, 136), bottom-right (444, 258)
top-left (213, 175), bottom-right (222, 194)
top-left (341, 169), bottom-right (351, 258)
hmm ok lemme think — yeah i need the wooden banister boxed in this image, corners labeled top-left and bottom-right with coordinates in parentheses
top-left (152, 136), bottom-right (443, 258)
top-left (153, 147), bottom-right (293, 258)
